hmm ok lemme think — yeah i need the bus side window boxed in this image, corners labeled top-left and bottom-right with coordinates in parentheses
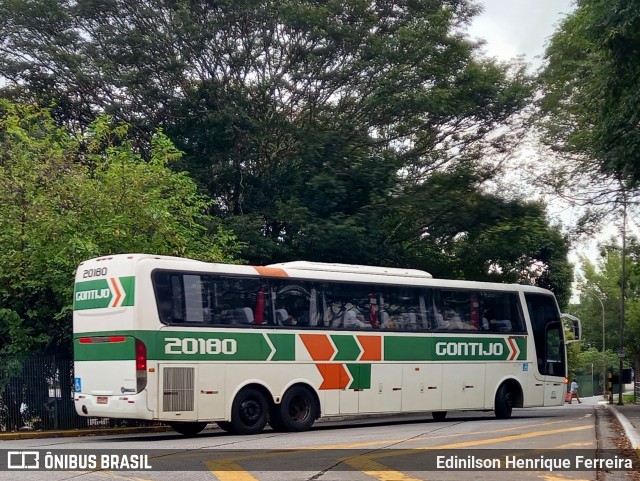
top-left (218, 277), bottom-right (265, 326)
top-left (432, 289), bottom-right (478, 331)
top-left (378, 286), bottom-right (427, 331)
top-left (273, 281), bottom-right (312, 328)
top-left (479, 291), bottom-right (524, 333)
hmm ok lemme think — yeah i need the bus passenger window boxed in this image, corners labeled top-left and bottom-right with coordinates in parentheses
top-left (273, 281), bottom-right (313, 327)
top-left (218, 277), bottom-right (266, 326)
top-left (378, 286), bottom-right (427, 331)
top-left (432, 289), bottom-right (478, 331)
top-left (479, 291), bottom-right (524, 333)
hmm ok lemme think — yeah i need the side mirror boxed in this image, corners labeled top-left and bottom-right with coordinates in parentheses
top-left (561, 313), bottom-right (582, 343)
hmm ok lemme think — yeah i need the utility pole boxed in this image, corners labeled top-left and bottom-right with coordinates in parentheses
top-left (618, 197), bottom-right (627, 405)
top-left (582, 289), bottom-right (606, 396)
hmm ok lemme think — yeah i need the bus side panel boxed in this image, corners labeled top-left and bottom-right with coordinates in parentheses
top-left (401, 363), bottom-right (443, 412)
top-left (198, 362), bottom-right (226, 420)
top-left (358, 364), bottom-right (402, 413)
top-left (484, 362), bottom-right (529, 409)
top-left (442, 363), bottom-right (485, 409)
top-left (544, 380), bottom-right (565, 406)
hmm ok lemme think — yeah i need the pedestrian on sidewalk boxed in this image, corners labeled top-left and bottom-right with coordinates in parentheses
top-left (569, 378), bottom-right (582, 404)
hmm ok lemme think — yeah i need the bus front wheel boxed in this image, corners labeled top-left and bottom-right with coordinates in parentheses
top-left (494, 384), bottom-right (513, 419)
top-left (230, 387), bottom-right (269, 435)
top-left (170, 421), bottom-right (208, 436)
top-left (271, 385), bottom-right (318, 432)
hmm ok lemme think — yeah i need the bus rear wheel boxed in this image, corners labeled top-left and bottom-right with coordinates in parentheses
top-left (170, 421), bottom-right (207, 436)
top-left (271, 386), bottom-right (318, 432)
top-left (494, 384), bottom-right (513, 419)
top-left (431, 411), bottom-right (447, 421)
top-left (230, 387), bottom-right (268, 435)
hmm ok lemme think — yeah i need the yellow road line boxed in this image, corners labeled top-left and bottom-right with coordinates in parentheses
top-left (206, 424), bottom-right (592, 481)
top-left (340, 425), bottom-right (592, 481)
top-left (361, 425), bottom-right (592, 458)
top-left (343, 456), bottom-right (424, 481)
top-left (540, 475), bottom-right (591, 481)
top-left (205, 460), bottom-right (261, 481)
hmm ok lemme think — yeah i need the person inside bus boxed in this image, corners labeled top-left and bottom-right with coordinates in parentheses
top-left (344, 309), bottom-right (367, 329)
top-left (443, 308), bottom-right (464, 330)
top-left (434, 308), bottom-right (449, 329)
top-left (275, 308), bottom-right (297, 326)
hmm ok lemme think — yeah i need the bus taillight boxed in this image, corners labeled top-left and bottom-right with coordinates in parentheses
top-left (135, 339), bottom-right (147, 392)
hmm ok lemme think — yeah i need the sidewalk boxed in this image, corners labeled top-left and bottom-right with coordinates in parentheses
top-left (606, 399), bottom-right (640, 458)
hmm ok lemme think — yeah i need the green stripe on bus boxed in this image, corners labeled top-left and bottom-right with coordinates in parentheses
top-left (331, 335), bottom-right (361, 361)
top-left (74, 336), bottom-right (135, 361)
top-left (74, 331), bottom-right (526, 363)
top-left (267, 333), bottom-right (296, 361)
top-left (347, 363), bottom-right (371, 389)
top-left (384, 336), bottom-right (527, 361)
top-left (384, 337), bottom-right (430, 361)
top-left (73, 276), bottom-right (135, 310)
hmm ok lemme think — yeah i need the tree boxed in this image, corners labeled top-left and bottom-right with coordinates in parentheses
top-left (0, 0), bottom-right (535, 260)
top-left (0, 101), bottom-right (241, 356)
top-left (539, 0), bottom-right (640, 185)
top-left (569, 242), bottom-right (640, 376)
top-left (378, 168), bottom-right (573, 306)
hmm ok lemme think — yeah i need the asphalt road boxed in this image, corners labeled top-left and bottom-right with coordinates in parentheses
top-left (0, 402), bottom-right (634, 481)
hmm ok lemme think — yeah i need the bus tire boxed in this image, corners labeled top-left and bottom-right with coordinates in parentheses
top-left (170, 421), bottom-right (208, 436)
top-left (230, 387), bottom-right (268, 435)
top-left (494, 384), bottom-right (513, 419)
top-left (275, 385), bottom-right (318, 432)
top-left (431, 411), bottom-right (447, 421)
top-left (216, 421), bottom-right (235, 433)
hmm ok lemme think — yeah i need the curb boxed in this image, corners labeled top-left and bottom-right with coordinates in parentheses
top-left (0, 412), bottom-right (427, 441)
top-left (0, 425), bottom-right (172, 441)
top-left (606, 404), bottom-right (640, 459)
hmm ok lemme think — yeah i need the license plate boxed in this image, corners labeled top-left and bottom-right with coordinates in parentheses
top-left (97, 396), bottom-right (108, 404)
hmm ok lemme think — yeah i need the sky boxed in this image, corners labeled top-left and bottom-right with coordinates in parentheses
top-left (465, 1), bottom-right (620, 279)
top-left (467, 0), bottom-right (576, 69)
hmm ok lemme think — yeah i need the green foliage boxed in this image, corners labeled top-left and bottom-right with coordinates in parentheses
top-left (381, 169), bottom-right (574, 307)
top-left (569, 242), bottom-right (640, 375)
top-left (0, 1), bottom-right (572, 332)
top-left (0, 101), bottom-right (241, 356)
top-left (0, 0), bottom-right (538, 269)
top-left (540, 0), bottom-right (640, 186)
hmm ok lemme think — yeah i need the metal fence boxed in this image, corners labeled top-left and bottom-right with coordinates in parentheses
top-left (0, 356), bottom-right (155, 432)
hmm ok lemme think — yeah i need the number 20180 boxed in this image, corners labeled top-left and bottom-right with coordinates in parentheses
top-left (164, 337), bottom-right (237, 355)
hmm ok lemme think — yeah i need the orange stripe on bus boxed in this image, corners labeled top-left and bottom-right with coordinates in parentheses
top-left (357, 335), bottom-right (382, 361)
top-left (316, 364), bottom-right (350, 390)
top-left (109, 278), bottom-right (122, 307)
top-left (300, 334), bottom-right (335, 361)
top-left (253, 266), bottom-right (288, 277)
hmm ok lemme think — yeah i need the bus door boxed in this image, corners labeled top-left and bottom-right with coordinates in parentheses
top-left (525, 293), bottom-right (567, 406)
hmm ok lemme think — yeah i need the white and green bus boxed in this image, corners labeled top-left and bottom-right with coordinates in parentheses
top-left (73, 254), bottom-right (574, 436)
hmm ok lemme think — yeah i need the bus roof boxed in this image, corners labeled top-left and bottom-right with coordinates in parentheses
top-left (266, 261), bottom-right (432, 278)
top-left (77, 254), bottom-right (556, 296)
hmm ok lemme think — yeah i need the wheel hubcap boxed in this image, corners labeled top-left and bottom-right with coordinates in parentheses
top-left (240, 398), bottom-right (263, 425)
top-left (289, 396), bottom-right (310, 422)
